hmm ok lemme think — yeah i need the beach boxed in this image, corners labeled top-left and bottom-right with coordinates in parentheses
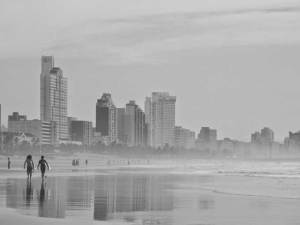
top-left (0, 155), bottom-right (300, 225)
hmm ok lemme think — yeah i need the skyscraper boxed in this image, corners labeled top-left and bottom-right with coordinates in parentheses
top-left (96, 93), bottom-right (117, 143)
top-left (125, 100), bottom-right (146, 147)
top-left (40, 56), bottom-right (68, 141)
top-left (175, 126), bottom-right (196, 149)
top-left (197, 127), bottom-right (217, 143)
top-left (70, 119), bottom-right (93, 146)
top-left (260, 127), bottom-right (274, 144)
top-left (145, 92), bottom-right (176, 148)
top-left (116, 108), bottom-right (126, 144)
top-left (251, 127), bottom-right (274, 146)
top-left (0, 104), bottom-right (2, 150)
top-left (144, 97), bottom-right (152, 146)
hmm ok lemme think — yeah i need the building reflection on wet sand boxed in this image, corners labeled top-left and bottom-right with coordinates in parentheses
top-left (93, 175), bottom-right (174, 221)
top-left (5, 174), bottom-right (174, 222)
top-left (6, 178), bottom-right (66, 218)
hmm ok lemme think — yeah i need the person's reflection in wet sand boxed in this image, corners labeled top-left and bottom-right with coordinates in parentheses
top-left (25, 179), bottom-right (33, 208)
top-left (38, 180), bottom-right (46, 216)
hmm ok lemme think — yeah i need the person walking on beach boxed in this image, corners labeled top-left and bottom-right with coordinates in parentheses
top-left (24, 155), bottom-right (34, 180)
top-left (8, 157), bottom-right (11, 169)
top-left (37, 156), bottom-right (49, 180)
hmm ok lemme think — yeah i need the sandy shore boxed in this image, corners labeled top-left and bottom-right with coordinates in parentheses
top-left (1, 155), bottom-right (300, 225)
top-left (0, 208), bottom-right (132, 225)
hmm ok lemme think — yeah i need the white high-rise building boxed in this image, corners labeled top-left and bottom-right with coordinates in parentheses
top-left (125, 100), bottom-right (146, 147)
top-left (145, 92), bottom-right (176, 148)
top-left (40, 56), bottom-right (68, 141)
top-left (144, 97), bottom-right (152, 146)
top-left (96, 93), bottom-right (117, 144)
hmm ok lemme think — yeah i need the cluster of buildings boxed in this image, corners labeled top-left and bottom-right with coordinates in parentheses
top-left (94, 92), bottom-right (191, 149)
top-left (0, 56), bottom-right (194, 150)
top-left (1, 56), bottom-right (300, 154)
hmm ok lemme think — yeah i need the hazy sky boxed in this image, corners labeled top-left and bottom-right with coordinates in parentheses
top-left (1, 0), bottom-right (300, 141)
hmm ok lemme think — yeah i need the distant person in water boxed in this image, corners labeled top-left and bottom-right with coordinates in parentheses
top-left (8, 157), bottom-right (11, 169)
top-left (24, 155), bottom-right (34, 180)
top-left (85, 159), bottom-right (88, 166)
top-left (37, 156), bottom-right (49, 180)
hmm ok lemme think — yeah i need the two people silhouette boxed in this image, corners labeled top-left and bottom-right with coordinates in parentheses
top-left (24, 155), bottom-right (50, 181)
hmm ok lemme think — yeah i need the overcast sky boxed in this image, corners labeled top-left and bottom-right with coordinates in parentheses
top-left (1, 0), bottom-right (300, 141)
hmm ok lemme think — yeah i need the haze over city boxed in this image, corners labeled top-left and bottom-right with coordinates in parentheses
top-left (1, 0), bottom-right (300, 142)
top-left (2, 1), bottom-right (300, 225)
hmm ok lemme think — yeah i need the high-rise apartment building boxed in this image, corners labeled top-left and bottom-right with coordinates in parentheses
top-left (116, 108), bottom-right (126, 144)
top-left (96, 93), bottom-right (117, 143)
top-left (197, 127), bottom-right (217, 143)
top-left (40, 56), bottom-right (68, 141)
top-left (145, 92), bottom-right (176, 148)
top-left (70, 119), bottom-right (93, 146)
top-left (175, 126), bottom-right (196, 149)
top-left (0, 104), bottom-right (2, 150)
top-left (195, 127), bottom-right (217, 152)
top-left (251, 131), bottom-right (261, 144)
top-left (251, 127), bottom-right (274, 145)
top-left (144, 97), bottom-right (152, 146)
top-left (198, 127), bottom-right (217, 143)
top-left (125, 101), bottom-right (146, 146)
top-left (260, 127), bottom-right (274, 144)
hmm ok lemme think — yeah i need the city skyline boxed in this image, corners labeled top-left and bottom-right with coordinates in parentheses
top-left (0, 56), bottom-right (300, 143)
top-left (1, 1), bottom-right (300, 225)
top-left (1, 0), bottom-right (300, 141)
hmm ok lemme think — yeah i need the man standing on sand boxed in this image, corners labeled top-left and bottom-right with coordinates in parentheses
top-left (24, 155), bottom-right (34, 180)
top-left (37, 156), bottom-right (49, 180)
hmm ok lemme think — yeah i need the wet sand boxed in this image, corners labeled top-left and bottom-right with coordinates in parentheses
top-left (0, 155), bottom-right (300, 225)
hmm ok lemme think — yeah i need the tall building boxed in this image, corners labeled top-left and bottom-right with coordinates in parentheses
top-left (96, 93), bottom-right (117, 144)
top-left (175, 126), bottom-right (196, 149)
top-left (40, 56), bottom-right (68, 141)
top-left (260, 127), bottom-right (274, 144)
top-left (116, 108), bottom-right (126, 144)
top-left (285, 131), bottom-right (300, 149)
top-left (197, 127), bottom-right (217, 143)
top-left (125, 101), bottom-right (146, 147)
top-left (70, 119), bottom-right (93, 146)
top-left (8, 112), bottom-right (27, 121)
top-left (145, 92), bottom-right (176, 148)
top-left (251, 131), bottom-right (261, 144)
top-left (8, 112), bottom-right (56, 145)
top-left (0, 104), bottom-right (2, 150)
top-left (144, 97), bottom-right (152, 146)
top-left (251, 127), bottom-right (274, 145)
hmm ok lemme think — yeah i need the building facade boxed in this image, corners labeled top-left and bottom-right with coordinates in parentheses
top-left (96, 93), bottom-right (117, 144)
top-left (145, 92), bottom-right (176, 148)
top-left (197, 127), bottom-right (217, 143)
top-left (8, 112), bottom-right (56, 145)
top-left (117, 108), bottom-right (126, 144)
top-left (144, 97), bottom-right (152, 146)
top-left (0, 104), bottom-right (2, 150)
top-left (251, 127), bottom-right (274, 145)
top-left (40, 56), bottom-right (68, 141)
top-left (175, 126), bottom-right (195, 149)
top-left (260, 127), bottom-right (274, 144)
top-left (174, 126), bottom-right (196, 149)
top-left (70, 120), bottom-right (93, 146)
top-left (195, 127), bottom-right (218, 152)
top-left (125, 101), bottom-right (146, 147)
